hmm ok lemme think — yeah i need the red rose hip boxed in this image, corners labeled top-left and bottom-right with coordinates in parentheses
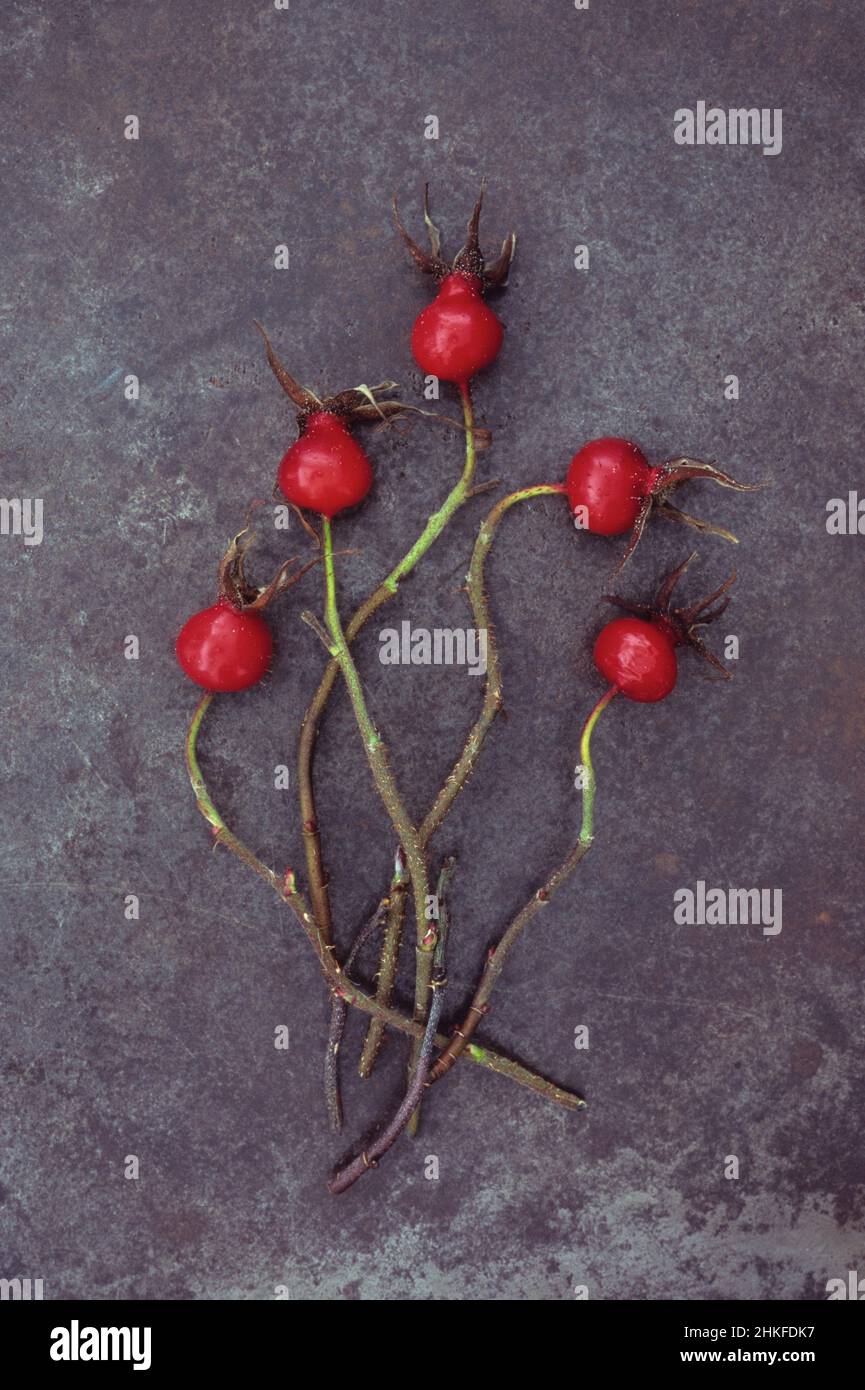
top-left (278, 411), bottom-right (373, 518)
top-left (593, 616), bottom-right (678, 703)
top-left (411, 273), bottom-right (504, 384)
top-left (176, 598), bottom-right (273, 692)
top-left (566, 437), bottom-right (655, 536)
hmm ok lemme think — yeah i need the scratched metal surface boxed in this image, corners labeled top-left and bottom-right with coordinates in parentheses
top-left (1, 0), bottom-right (863, 1300)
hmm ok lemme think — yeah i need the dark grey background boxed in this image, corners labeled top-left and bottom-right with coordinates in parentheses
top-left (1, 0), bottom-right (863, 1301)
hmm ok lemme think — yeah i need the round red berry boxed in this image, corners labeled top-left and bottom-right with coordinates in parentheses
top-left (593, 616), bottom-right (678, 702)
top-left (176, 599), bottom-right (273, 692)
top-left (411, 273), bottom-right (504, 384)
top-left (278, 411), bottom-right (373, 518)
top-left (566, 437), bottom-right (653, 536)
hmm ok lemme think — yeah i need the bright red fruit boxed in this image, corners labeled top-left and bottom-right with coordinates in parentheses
top-left (176, 598), bottom-right (273, 692)
top-left (593, 616), bottom-right (678, 703)
top-left (278, 411), bottom-right (373, 518)
top-left (566, 437), bottom-right (658, 536)
top-left (411, 273), bottom-right (504, 384)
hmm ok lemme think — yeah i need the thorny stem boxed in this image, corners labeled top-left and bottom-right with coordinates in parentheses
top-left (328, 860), bottom-right (454, 1194)
top-left (359, 386), bottom-right (486, 1076)
top-left (185, 693), bottom-right (327, 966)
top-left (321, 515), bottom-right (431, 965)
top-left (324, 898), bottom-right (388, 1132)
top-left (186, 695), bottom-right (582, 1109)
top-left (296, 382), bottom-right (482, 952)
top-left (358, 481), bottom-right (568, 1081)
top-left (428, 684), bottom-right (617, 1084)
top-left (357, 847), bottom-right (408, 1076)
top-left (321, 515), bottom-right (439, 1126)
top-left (425, 482), bottom-right (567, 839)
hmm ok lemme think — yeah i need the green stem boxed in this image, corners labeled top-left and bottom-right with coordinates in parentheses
top-left (424, 482), bottom-right (566, 840)
top-left (321, 515), bottom-right (432, 986)
top-left (360, 480), bottom-right (569, 1081)
top-left (185, 692), bottom-right (326, 966)
top-left (428, 684), bottom-right (617, 1084)
top-left (296, 384), bottom-right (482, 956)
top-left (386, 383), bottom-right (478, 586)
top-left (186, 694), bottom-right (583, 1109)
top-left (356, 386), bottom-right (481, 1067)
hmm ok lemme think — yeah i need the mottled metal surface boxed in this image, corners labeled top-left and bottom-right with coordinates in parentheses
top-left (1, 0), bottom-right (863, 1301)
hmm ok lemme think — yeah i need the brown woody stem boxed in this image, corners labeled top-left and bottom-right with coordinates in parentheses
top-left (185, 693), bottom-right (582, 1110)
top-left (296, 383), bottom-right (483, 955)
top-left (324, 898), bottom-right (388, 1132)
top-left (360, 480), bottom-right (569, 1086)
top-left (328, 860), bottom-right (453, 1194)
top-left (358, 848), bottom-right (408, 1076)
top-left (428, 684), bottom-right (616, 1085)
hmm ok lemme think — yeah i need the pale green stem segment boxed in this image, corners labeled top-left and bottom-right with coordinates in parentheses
top-left (185, 691), bottom-right (325, 962)
top-left (578, 683), bottom-right (617, 844)
top-left (382, 381), bottom-right (477, 592)
top-left (186, 693), bottom-right (219, 823)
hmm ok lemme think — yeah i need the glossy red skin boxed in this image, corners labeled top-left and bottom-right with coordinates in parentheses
top-left (411, 273), bottom-right (504, 384)
top-left (566, 437), bottom-right (656, 535)
top-left (593, 616), bottom-right (678, 703)
top-left (278, 411), bottom-right (373, 518)
top-left (176, 598), bottom-right (273, 692)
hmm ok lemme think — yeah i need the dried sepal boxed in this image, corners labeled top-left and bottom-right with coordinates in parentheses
top-left (655, 551), bottom-right (697, 611)
top-left (612, 494), bottom-right (653, 575)
top-left (677, 570), bottom-right (737, 628)
top-left (659, 457), bottom-right (767, 493)
top-left (289, 504), bottom-right (323, 548)
top-left (603, 595), bottom-right (656, 620)
top-left (217, 524), bottom-right (320, 612)
top-left (656, 500), bottom-right (739, 544)
top-left (255, 325), bottom-right (409, 432)
top-left (686, 632), bottom-right (731, 679)
top-left (395, 184), bottom-right (516, 290)
top-left (255, 324), bottom-right (492, 446)
top-left (327, 381), bottom-right (402, 421)
top-left (615, 454), bottom-right (766, 572)
top-left (245, 554), bottom-right (323, 611)
top-left (484, 232), bottom-right (518, 287)
top-left (604, 552), bottom-right (736, 681)
top-left (422, 183), bottom-right (443, 261)
top-left (392, 193), bottom-right (447, 278)
top-left (452, 183), bottom-right (486, 278)
top-left (254, 321), bottom-right (321, 410)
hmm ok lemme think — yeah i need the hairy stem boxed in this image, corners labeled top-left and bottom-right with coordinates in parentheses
top-left (186, 695), bottom-right (582, 1108)
top-left (360, 481), bottom-right (569, 1082)
top-left (357, 848), bottom-right (407, 1076)
top-left (324, 898), bottom-right (388, 1132)
top-left (296, 384), bottom-right (482, 954)
top-left (328, 860), bottom-right (453, 1194)
top-left (321, 515), bottom-right (431, 955)
top-left (428, 685), bottom-right (617, 1083)
top-left (358, 385), bottom-right (486, 1078)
